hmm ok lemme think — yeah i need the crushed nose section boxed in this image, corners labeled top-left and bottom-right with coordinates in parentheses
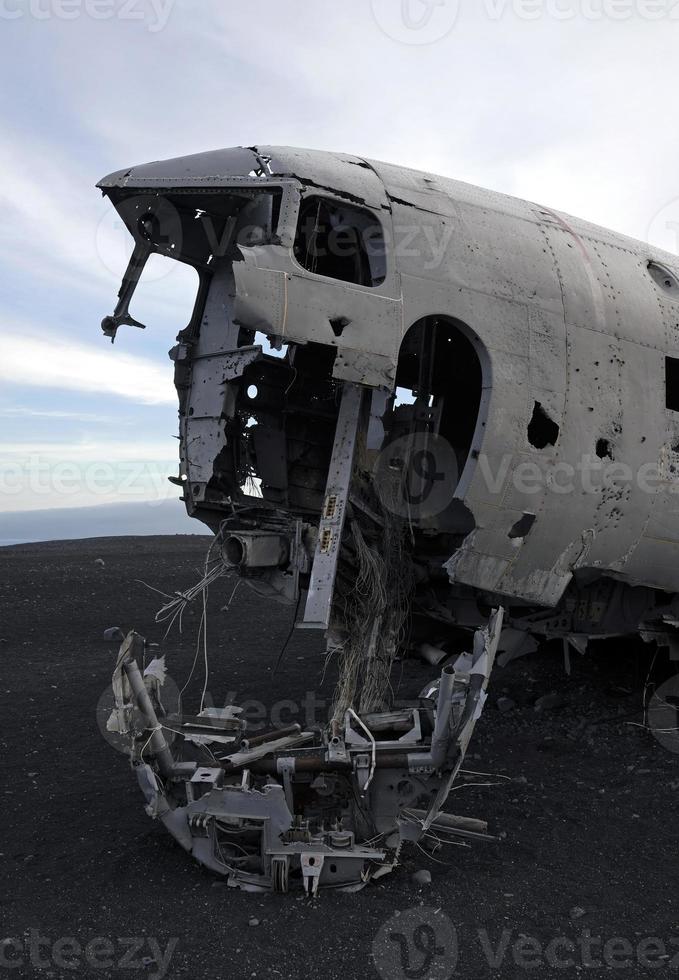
top-left (107, 611), bottom-right (503, 894)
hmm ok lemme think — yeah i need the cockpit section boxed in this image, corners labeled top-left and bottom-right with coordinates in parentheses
top-left (100, 183), bottom-right (286, 340)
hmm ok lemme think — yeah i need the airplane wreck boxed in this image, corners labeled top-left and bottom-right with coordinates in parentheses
top-left (99, 145), bottom-right (679, 893)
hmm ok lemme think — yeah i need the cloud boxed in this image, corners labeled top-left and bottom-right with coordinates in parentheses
top-left (0, 439), bottom-right (177, 463)
top-left (0, 327), bottom-right (176, 405)
top-left (0, 127), bottom-right (199, 331)
top-left (0, 437), bottom-right (181, 513)
top-left (0, 407), bottom-right (126, 423)
top-left (0, 133), bottom-right (105, 294)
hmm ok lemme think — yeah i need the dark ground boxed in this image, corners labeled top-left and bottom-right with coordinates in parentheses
top-left (1, 536), bottom-right (678, 980)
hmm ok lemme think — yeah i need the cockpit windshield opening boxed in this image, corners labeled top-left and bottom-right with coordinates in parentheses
top-left (294, 196), bottom-right (386, 287)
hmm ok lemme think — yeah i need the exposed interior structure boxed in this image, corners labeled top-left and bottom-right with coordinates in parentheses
top-left (394, 316), bottom-right (482, 490)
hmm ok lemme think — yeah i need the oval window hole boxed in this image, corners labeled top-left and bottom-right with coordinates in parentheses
top-left (648, 261), bottom-right (679, 295)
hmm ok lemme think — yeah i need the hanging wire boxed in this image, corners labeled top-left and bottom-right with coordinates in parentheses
top-left (135, 525), bottom-right (237, 705)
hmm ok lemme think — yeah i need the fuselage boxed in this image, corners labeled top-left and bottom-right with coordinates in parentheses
top-left (99, 145), bottom-right (679, 637)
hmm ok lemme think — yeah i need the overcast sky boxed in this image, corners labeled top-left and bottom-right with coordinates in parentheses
top-left (2, 0), bottom-right (679, 534)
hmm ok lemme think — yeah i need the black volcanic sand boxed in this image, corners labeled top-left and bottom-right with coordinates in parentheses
top-left (1, 536), bottom-right (678, 979)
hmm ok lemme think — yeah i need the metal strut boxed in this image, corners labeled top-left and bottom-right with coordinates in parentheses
top-left (300, 382), bottom-right (367, 630)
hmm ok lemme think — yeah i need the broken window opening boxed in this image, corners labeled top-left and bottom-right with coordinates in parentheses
top-left (128, 254), bottom-right (200, 337)
top-left (596, 438), bottom-right (613, 460)
top-left (528, 402), bottom-right (560, 449)
top-left (293, 196), bottom-right (386, 287)
top-left (649, 261), bottom-right (679, 296)
top-left (394, 387), bottom-right (417, 407)
top-left (244, 474), bottom-right (264, 499)
top-left (666, 357), bottom-right (679, 412)
top-left (509, 513), bottom-right (537, 540)
top-left (102, 188), bottom-right (283, 342)
top-left (385, 316), bottom-right (483, 531)
top-left (254, 331), bottom-right (288, 358)
top-left (119, 188), bottom-right (282, 266)
top-left (235, 192), bottom-right (282, 249)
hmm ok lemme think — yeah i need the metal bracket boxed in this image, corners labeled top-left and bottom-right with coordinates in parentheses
top-left (277, 757), bottom-right (296, 812)
top-left (354, 753), bottom-right (372, 795)
top-left (300, 853), bottom-right (325, 896)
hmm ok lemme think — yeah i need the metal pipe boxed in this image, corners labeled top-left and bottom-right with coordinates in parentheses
top-left (249, 749), bottom-right (434, 775)
top-left (430, 665), bottom-right (456, 768)
top-left (406, 809), bottom-right (488, 835)
top-left (241, 724), bottom-right (301, 750)
top-left (222, 533), bottom-right (290, 569)
top-left (123, 657), bottom-right (174, 778)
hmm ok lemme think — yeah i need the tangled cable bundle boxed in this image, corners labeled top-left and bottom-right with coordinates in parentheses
top-left (151, 559), bottom-right (229, 637)
top-left (136, 496), bottom-right (412, 730)
top-left (136, 529), bottom-right (237, 711)
top-left (330, 504), bottom-right (413, 726)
